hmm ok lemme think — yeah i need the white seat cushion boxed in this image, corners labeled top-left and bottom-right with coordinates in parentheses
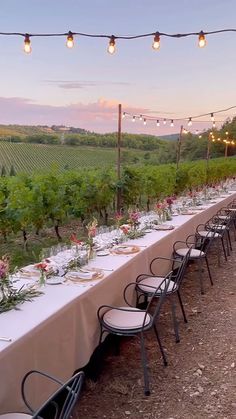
top-left (137, 276), bottom-right (177, 294)
top-left (209, 224), bottom-right (226, 230)
top-left (217, 215), bottom-right (228, 220)
top-left (103, 307), bottom-right (151, 330)
top-left (176, 248), bottom-right (205, 258)
top-left (198, 230), bottom-right (220, 238)
top-left (0, 414), bottom-right (31, 419)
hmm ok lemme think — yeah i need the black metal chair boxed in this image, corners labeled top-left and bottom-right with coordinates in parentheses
top-left (0, 370), bottom-right (84, 419)
top-left (135, 248), bottom-right (191, 344)
top-left (196, 222), bottom-right (226, 265)
top-left (173, 230), bottom-right (215, 294)
top-left (206, 213), bottom-right (232, 258)
top-left (97, 272), bottom-right (172, 396)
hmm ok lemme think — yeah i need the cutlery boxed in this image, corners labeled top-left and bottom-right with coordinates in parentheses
top-left (0, 337), bottom-right (12, 342)
top-left (92, 268), bottom-right (114, 272)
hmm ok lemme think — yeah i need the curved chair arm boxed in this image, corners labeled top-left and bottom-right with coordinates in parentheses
top-left (149, 256), bottom-right (178, 276)
top-left (196, 223), bottom-right (207, 233)
top-left (173, 238), bottom-right (194, 252)
top-left (21, 370), bottom-right (64, 413)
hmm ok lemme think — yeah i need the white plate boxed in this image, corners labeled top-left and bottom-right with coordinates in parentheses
top-left (46, 277), bottom-right (65, 285)
top-left (96, 251), bottom-right (110, 256)
top-left (144, 229), bottom-right (153, 233)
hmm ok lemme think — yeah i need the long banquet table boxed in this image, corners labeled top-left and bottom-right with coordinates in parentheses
top-left (0, 192), bottom-right (235, 413)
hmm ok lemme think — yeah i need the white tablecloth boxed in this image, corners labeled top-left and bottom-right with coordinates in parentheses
top-left (0, 192), bottom-right (235, 413)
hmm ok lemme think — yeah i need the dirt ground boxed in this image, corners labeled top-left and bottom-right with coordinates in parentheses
top-left (75, 239), bottom-right (236, 419)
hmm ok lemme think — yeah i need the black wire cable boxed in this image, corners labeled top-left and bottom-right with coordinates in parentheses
top-left (123, 105), bottom-right (236, 122)
top-left (0, 28), bottom-right (235, 39)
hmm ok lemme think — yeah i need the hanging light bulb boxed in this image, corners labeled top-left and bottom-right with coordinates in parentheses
top-left (231, 141), bottom-right (235, 145)
top-left (198, 135), bottom-right (202, 139)
top-left (132, 116), bottom-right (136, 122)
top-left (170, 119), bottom-right (174, 127)
top-left (217, 138), bottom-right (221, 142)
top-left (108, 35), bottom-right (116, 54)
top-left (152, 32), bottom-right (160, 50)
top-left (122, 112), bottom-right (126, 119)
top-left (198, 31), bottom-right (206, 48)
top-left (156, 120), bottom-right (160, 127)
top-left (66, 31), bottom-right (74, 48)
top-left (163, 118), bottom-right (166, 125)
top-left (188, 117), bottom-right (192, 126)
top-left (143, 118), bottom-right (147, 125)
top-left (210, 113), bottom-right (214, 121)
top-left (212, 121), bottom-right (216, 128)
top-left (24, 34), bottom-right (31, 54)
top-left (139, 115), bottom-right (143, 121)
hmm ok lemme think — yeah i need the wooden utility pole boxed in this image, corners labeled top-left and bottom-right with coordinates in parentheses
top-left (176, 125), bottom-right (183, 169)
top-left (206, 132), bottom-right (211, 186)
top-left (117, 104), bottom-right (122, 212)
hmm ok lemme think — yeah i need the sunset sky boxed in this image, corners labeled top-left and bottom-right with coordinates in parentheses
top-left (0, 0), bottom-right (236, 135)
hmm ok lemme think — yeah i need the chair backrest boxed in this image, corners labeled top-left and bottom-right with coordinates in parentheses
top-left (170, 246), bottom-right (191, 289)
top-left (144, 271), bottom-right (172, 328)
top-left (22, 370), bottom-right (84, 419)
top-left (193, 227), bottom-right (216, 253)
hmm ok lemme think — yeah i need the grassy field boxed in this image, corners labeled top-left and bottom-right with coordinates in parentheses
top-left (0, 141), bottom-right (140, 173)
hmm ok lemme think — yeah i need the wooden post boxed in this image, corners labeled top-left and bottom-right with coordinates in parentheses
top-left (176, 125), bottom-right (183, 170)
top-left (117, 104), bottom-right (122, 212)
top-left (224, 142), bottom-right (228, 158)
top-left (206, 132), bottom-right (211, 186)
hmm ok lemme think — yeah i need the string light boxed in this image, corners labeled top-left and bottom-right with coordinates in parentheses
top-left (211, 112), bottom-right (215, 121)
top-left (152, 32), bottom-right (160, 50)
top-left (122, 112), bottom-right (126, 119)
top-left (24, 34), bottom-right (31, 54)
top-left (198, 31), bottom-right (206, 48)
top-left (123, 105), bottom-right (236, 130)
top-left (107, 35), bottom-right (116, 54)
top-left (66, 31), bottom-right (74, 48)
top-left (188, 117), bottom-right (192, 126)
top-left (170, 119), bottom-right (174, 127)
top-left (143, 118), bottom-right (147, 125)
top-left (0, 27), bottom-right (234, 55)
top-left (132, 116), bottom-right (136, 122)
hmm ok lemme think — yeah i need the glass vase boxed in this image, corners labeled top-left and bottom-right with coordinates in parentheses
top-left (39, 270), bottom-right (46, 287)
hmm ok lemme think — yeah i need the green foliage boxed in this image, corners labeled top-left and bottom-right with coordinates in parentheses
top-left (0, 156), bottom-right (235, 245)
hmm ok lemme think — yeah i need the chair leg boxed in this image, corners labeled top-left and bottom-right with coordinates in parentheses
top-left (227, 229), bottom-right (232, 251)
top-left (153, 324), bottom-right (168, 366)
top-left (140, 333), bottom-right (150, 396)
top-left (177, 290), bottom-right (188, 323)
top-left (205, 256), bottom-right (213, 286)
top-left (221, 237), bottom-right (227, 261)
top-left (197, 258), bottom-right (204, 295)
top-left (216, 238), bottom-right (221, 267)
top-left (169, 297), bottom-right (180, 343)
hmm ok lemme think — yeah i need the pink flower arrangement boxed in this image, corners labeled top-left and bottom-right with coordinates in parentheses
top-left (120, 224), bottom-right (131, 235)
top-left (128, 210), bottom-right (140, 224)
top-left (86, 218), bottom-right (98, 239)
top-left (0, 255), bottom-right (9, 280)
top-left (70, 233), bottom-right (84, 245)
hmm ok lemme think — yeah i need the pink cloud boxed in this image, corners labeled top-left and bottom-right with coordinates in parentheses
top-left (0, 96), bottom-right (214, 135)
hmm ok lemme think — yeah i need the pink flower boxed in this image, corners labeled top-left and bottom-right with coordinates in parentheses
top-left (70, 233), bottom-right (83, 245)
top-left (120, 224), bottom-right (131, 235)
